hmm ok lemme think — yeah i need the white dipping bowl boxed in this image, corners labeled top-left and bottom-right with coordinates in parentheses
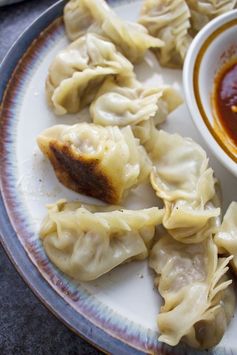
top-left (183, 10), bottom-right (237, 177)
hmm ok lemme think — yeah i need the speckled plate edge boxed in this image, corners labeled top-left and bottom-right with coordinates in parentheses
top-left (0, 1), bottom-right (153, 354)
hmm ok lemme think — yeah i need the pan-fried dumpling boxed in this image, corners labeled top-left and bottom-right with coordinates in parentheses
top-left (40, 200), bottom-right (164, 281)
top-left (186, 0), bottom-right (237, 34)
top-left (90, 77), bottom-right (183, 127)
top-left (64, 0), bottom-right (164, 63)
top-left (146, 128), bottom-right (220, 243)
top-left (139, 0), bottom-right (192, 68)
top-left (46, 33), bottom-right (134, 115)
top-left (149, 234), bottom-right (235, 349)
top-left (215, 202), bottom-right (237, 274)
top-left (37, 123), bottom-right (151, 204)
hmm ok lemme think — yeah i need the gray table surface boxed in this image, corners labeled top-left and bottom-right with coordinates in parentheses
top-left (0, 1), bottom-right (102, 354)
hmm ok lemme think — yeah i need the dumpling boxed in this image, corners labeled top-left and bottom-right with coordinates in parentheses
top-left (40, 199), bottom-right (164, 281)
top-left (187, 0), bottom-right (237, 16)
top-left (149, 233), bottom-right (235, 349)
top-left (64, 0), bottom-right (94, 40)
top-left (131, 88), bottom-right (183, 145)
top-left (146, 128), bottom-right (220, 243)
top-left (90, 77), bottom-right (161, 127)
top-left (139, 0), bottom-right (192, 68)
top-left (37, 123), bottom-right (151, 204)
top-left (215, 202), bottom-right (237, 274)
top-left (186, 0), bottom-right (237, 34)
top-left (149, 130), bottom-right (214, 200)
top-left (132, 119), bottom-right (158, 147)
top-left (46, 33), bottom-right (134, 115)
top-left (64, 0), bottom-right (164, 63)
top-left (90, 77), bottom-right (183, 127)
top-left (149, 129), bottom-right (220, 243)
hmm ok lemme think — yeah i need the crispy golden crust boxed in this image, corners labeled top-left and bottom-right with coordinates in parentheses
top-left (43, 140), bottom-right (119, 204)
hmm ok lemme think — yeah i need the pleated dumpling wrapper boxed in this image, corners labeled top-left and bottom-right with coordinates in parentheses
top-left (90, 77), bottom-right (183, 127)
top-left (215, 202), bottom-right (237, 274)
top-left (141, 126), bottom-right (220, 243)
top-left (186, 0), bottom-right (237, 35)
top-left (46, 33), bottom-right (134, 115)
top-left (37, 123), bottom-right (151, 204)
top-left (149, 233), bottom-right (235, 349)
top-left (131, 89), bottom-right (183, 144)
top-left (64, 0), bottom-right (164, 63)
top-left (40, 200), bottom-right (164, 281)
top-left (139, 0), bottom-right (192, 68)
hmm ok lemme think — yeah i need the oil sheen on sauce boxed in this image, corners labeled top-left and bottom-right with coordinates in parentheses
top-left (213, 59), bottom-right (237, 154)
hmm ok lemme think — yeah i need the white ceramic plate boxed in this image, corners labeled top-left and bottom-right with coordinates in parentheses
top-left (0, 1), bottom-right (237, 354)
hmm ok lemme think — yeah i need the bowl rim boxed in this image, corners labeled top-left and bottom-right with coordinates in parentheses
top-left (183, 9), bottom-right (237, 177)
